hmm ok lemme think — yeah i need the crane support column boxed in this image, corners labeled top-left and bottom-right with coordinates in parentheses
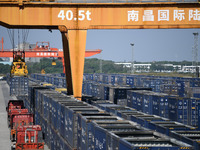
top-left (68, 29), bottom-right (87, 99)
top-left (59, 26), bottom-right (87, 99)
top-left (59, 26), bottom-right (73, 95)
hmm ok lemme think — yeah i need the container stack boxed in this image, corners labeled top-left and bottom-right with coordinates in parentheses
top-left (19, 82), bottom-right (194, 150)
top-left (29, 73), bottom-right (200, 127)
top-left (9, 76), bottom-right (28, 96)
top-left (91, 99), bottom-right (200, 150)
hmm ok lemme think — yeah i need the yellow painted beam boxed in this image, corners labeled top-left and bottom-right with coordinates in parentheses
top-left (0, 3), bottom-right (200, 29)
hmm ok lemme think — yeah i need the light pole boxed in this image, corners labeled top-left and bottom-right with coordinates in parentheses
top-left (130, 43), bottom-right (134, 74)
top-left (193, 32), bottom-right (199, 77)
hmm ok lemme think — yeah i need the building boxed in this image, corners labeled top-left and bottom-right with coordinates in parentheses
top-left (115, 62), bottom-right (200, 73)
top-left (181, 66), bottom-right (200, 73)
top-left (161, 64), bottom-right (182, 70)
top-left (115, 62), bottom-right (151, 72)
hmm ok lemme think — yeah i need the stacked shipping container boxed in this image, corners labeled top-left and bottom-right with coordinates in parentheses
top-left (7, 75), bottom-right (28, 96)
top-left (19, 82), bottom-right (194, 150)
top-left (30, 73), bottom-right (200, 127)
top-left (91, 99), bottom-right (200, 150)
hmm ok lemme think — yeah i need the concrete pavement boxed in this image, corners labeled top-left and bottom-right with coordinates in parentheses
top-left (0, 81), bottom-right (16, 150)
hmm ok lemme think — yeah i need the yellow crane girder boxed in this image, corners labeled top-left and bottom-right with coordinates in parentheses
top-left (0, 1), bottom-right (200, 99)
top-left (1, 2), bottom-right (200, 29)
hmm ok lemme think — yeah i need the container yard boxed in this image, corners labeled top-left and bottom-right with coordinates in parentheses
top-left (2, 73), bottom-right (200, 149)
top-left (2, 0), bottom-right (200, 150)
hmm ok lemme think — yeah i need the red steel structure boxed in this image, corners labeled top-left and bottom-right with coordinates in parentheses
top-left (11, 114), bottom-right (34, 142)
top-left (0, 39), bottom-right (102, 73)
top-left (0, 37), bottom-right (3, 51)
top-left (15, 125), bottom-right (44, 150)
top-left (7, 100), bottom-right (25, 118)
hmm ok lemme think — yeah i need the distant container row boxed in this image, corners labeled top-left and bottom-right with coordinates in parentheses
top-left (29, 73), bottom-right (200, 127)
top-left (83, 73), bottom-right (200, 98)
top-left (82, 80), bottom-right (200, 127)
top-left (30, 73), bottom-right (200, 98)
top-left (18, 82), bottom-right (193, 150)
top-left (30, 73), bottom-right (66, 88)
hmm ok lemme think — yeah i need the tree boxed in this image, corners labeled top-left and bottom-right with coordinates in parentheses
top-left (0, 63), bottom-right (10, 74)
top-left (27, 58), bottom-right (63, 74)
top-left (84, 58), bottom-right (128, 73)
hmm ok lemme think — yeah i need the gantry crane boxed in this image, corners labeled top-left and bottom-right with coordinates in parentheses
top-left (2, 0), bottom-right (198, 98)
top-left (0, 38), bottom-right (102, 74)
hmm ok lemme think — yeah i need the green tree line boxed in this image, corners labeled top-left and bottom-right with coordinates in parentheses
top-left (0, 58), bottom-right (197, 75)
top-left (27, 58), bottom-right (63, 74)
top-left (27, 58), bottom-right (130, 74)
top-left (84, 58), bottom-right (128, 73)
top-left (0, 58), bottom-right (129, 75)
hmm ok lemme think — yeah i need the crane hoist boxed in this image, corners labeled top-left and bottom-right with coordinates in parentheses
top-left (8, 29), bottom-right (29, 77)
top-left (10, 50), bottom-right (28, 77)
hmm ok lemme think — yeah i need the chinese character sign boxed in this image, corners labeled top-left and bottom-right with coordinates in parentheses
top-left (128, 10), bottom-right (139, 21)
top-left (158, 10), bottom-right (169, 21)
top-left (143, 10), bottom-right (154, 21)
top-left (174, 10), bottom-right (185, 21)
top-left (127, 9), bottom-right (200, 23)
top-left (189, 9), bottom-right (200, 21)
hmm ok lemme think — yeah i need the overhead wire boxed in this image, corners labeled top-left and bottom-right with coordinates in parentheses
top-left (22, 29), bottom-right (29, 62)
top-left (18, 29), bottom-right (20, 50)
top-left (7, 29), bottom-right (15, 59)
top-left (22, 29), bottom-right (29, 51)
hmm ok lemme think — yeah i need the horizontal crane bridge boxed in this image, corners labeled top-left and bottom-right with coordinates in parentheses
top-left (0, 39), bottom-right (102, 73)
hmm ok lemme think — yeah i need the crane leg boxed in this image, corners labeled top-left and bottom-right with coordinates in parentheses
top-left (59, 26), bottom-right (87, 99)
top-left (68, 29), bottom-right (87, 99)
top-left (59, 26), bottom-right (73, 95)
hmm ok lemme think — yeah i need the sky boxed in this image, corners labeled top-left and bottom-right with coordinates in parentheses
top-left (1, 25), bottom-right (200, 62)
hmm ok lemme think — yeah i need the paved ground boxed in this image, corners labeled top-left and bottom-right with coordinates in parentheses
top-left (0, 81), bottom-right (16, 150)
top-left (0, 81), bottom-right (49, 150)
